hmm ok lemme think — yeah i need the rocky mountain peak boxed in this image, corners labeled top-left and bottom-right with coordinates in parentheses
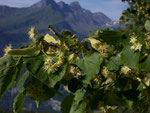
top-left (69, 1), bottom-right (81, 9)
top-left (40, 0), bottom-right (55, 5)
top-left (57, 1), bottom-right (67, 8)
top-left (31, 0), bottom-right (58, 8)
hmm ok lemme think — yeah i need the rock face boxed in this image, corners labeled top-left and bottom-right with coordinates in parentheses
top-left (58, 1), bottom-right (112, 35)
top-left (31, 0), bottom-right (60, 10)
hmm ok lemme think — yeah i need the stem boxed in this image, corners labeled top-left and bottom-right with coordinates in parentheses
top-left (40, 43), bottom-right (48, 56)
top-left (99, 82), bottom-right (113, 89)
top-left (16, 56), bottom-right (22, 66)
top-left (48, 25), bottom-right (60, 40)
top-left (136, 74), bottom-right (148, 88)
top-left (141, 79), bottom-right (148, 88)
top-left (81, 46), bottom-right (85, 60)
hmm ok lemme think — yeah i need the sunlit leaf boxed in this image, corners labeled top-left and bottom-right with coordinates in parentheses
top-left (75, 52), bottom-right (102, 86)
top-left (44, 34), bottom-right (58, 44)
top-left (140, 55), bottom-right (150, 72)
top-left (7, 46), bottom-right (41, 57)
top-left (145, 20), bottom-right (150, 31)
top-left (17, 71), bottom-right (30, 93)
top-left (121, 46), bottom-right (140, 70)
top-left (88, 38), bottom-right (101, 51)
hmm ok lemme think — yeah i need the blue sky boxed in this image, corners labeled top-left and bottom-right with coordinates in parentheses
top-left (0, 0), bottom-right (128, 21)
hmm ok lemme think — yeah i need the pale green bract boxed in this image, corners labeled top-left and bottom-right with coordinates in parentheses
top-left (44, 33), bottom-right (58, 44)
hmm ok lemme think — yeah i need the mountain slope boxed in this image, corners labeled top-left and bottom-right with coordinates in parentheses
top-left (58, 1), bottom-right (112, 35)
top-left (0, 0), bottom-right (113, 53)
top-left (0, 0), bottom-right (70, 55)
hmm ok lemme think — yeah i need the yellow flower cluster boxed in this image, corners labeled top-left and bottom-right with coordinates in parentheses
top-left (130, 42), bottom-right (142, 51)
top-left (88, 38), bottom-right (114, 58)
top-left (4, 44), bottom-right (12, 55)
top-left (121, 66), bottom-right (131, 75)
top-left (43, 52), bottom-right (64, 74)
top-left (46, 47), bottom-right (57, 54)
top-left (102, 67), bottom-right (109, 78)
top-left (101, 66), bottom-right (116, 79)
top-left (92, 76), bottom-right (101, 84)
top-left (98, 102), bottom-right (117, 113)
top-left (69, 66), bottom-right (82, 77)
top-left (130, 35), bottom-right (142, 51)
top-left (28, 26), bottom-right (35, 39)
top-left (130, 35), bottom-right (137, 44)
top-left (98, 43), bottom-right (112, 58)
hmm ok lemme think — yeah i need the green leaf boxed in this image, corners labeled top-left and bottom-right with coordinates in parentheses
top-left (88, 38), bottom-right (101, 51)
top-left (145, 20), bottom-right (150, 31)
top-left (65, 36), bottom-right (76, 46)
top-left (35, 101), bottom-right (40, 108)
top-left (70, 101), bottom-right (87, 113)
top-left (69, 88), bottom-right (86, 113)
top-left (13, 93), bottom-right (25, 113)
top-left (44, 34), bottom-right (58, 44)
top-left (26, 77), bottom-right (58, 103)
top-left (74, 89), bottom-right (86, 104)
top-left (125, 100), bottom-right (133, 109)
top-left (97, 31), bottom-right (122, 48)
top-left (7, 46), bottom-right (41, 57)
top-left (121, 46), bottom-right (140, 70)
top-left (17, 71), bottom-right (30, 93)
top-left (60, 30), bottom-right (76, 46)
top-left (104, 91), bottom-right (123, 106)
top-left (61, 94), bottom-right (74, 113)
top-left (39, 64), bottom-right (67, 88)
top-left (146, 0), bottom-right (150, 3)
top-left (140, 55), bottom-right (150, 72)
top-left (107, 54), bottom-right (122, 71)
top-left (75, 52), bottom-right (102, 86)
top-left (68, 54), bottom-right (78, 64)
top-left (26, 55), bottom-right (44, 75)
top-left (26, 55), bottom-right (67, 88)
top-left (0, 55), bottom-right (19, 98)
top-left (14, 57), bottom-right (24, 82)
top-left (61, 90), bottom-right (86, 113)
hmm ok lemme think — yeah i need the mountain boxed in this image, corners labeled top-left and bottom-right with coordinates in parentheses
top-left (58, 1), bottom-right (112, 35)
top-left (0, 0), bottom-right (114, 55)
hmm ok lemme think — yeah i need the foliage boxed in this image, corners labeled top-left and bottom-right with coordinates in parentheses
top-left (120, 0), bottom-right (150, 33)
top-left (0, 0), bottom-right (150, 113)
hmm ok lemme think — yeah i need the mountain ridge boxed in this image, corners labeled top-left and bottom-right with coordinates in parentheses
top-left (0, 0), bottom-right (114, 55)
